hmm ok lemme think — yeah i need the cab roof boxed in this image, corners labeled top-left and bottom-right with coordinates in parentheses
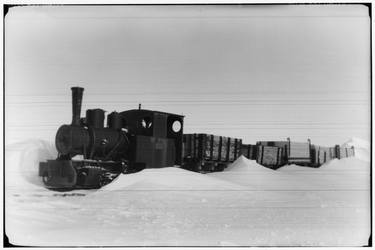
top-left (119, 109), bottom-right (184, 118)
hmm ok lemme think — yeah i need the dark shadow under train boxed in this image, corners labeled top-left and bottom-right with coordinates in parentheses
top-left (39, 87), bottom-right (355, 190)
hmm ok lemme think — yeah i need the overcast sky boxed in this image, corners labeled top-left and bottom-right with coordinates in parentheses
top-left (5, 4), bottom-right (370, 146)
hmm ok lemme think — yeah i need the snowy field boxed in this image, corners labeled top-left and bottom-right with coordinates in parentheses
top-left (5, 138), bottom-right (371, 246)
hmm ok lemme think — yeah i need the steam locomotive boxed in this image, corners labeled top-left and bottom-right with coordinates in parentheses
top-left (39, 87), bottom-right (355, 190)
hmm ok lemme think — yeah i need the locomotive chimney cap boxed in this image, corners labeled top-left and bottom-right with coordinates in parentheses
top-left (71, 86), bottom-right (84, 91)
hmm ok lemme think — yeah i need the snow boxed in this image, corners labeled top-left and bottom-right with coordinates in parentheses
top-left (225, 155), bottom-right (276, 173)
top-left (102, 167), bottom-right (244, 191)
top-left (5, 139), bottom-right (57, 189)
top-left (5, 139), bottom-right (371, 246)
top-left (342, 137), bottom-right (370, 149)
top-left (320, 157), bottom-right (370, 171)
top-left (342, 137), bottom-right (370, 163)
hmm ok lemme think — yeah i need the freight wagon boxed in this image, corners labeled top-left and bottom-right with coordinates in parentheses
top-left (310, 145), bottom-right (355, 167)
top-left (182, 134), bottom-right (242, 172)
top-left (311, 145), bottom-right (331, 167)
top-left (287, 139), bottom-right (312, 166)
top-left (240, 144), bottom-right (257, 160)
top-left (232, 139), bottom-right (354, 170)
top-left (255, 139), bottom-right (312, 168)
top-left (257, 141), bottom-right (289, 157)
top-left (256, 145), bottom-right (284, 169)
top-left (336, 145), bottom-right (355, 159)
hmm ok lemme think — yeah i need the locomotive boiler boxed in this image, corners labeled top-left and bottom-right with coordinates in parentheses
top-left (39, 87), bottom-right (184, 190)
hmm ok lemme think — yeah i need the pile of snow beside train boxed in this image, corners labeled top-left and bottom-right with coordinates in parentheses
top-left (5, 138), bottom-right (370, 246)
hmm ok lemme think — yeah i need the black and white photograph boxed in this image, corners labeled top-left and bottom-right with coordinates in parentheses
top-left (4, 2), bottom-right (372, 247)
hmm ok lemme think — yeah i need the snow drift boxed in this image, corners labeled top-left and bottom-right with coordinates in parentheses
top-left (102, 167), bottom-right (244, 191)
top-left (320, 157), bottom-right (370, 171)
top-left (5, 139), bottom-right (57, 189)
top-left (225, 155), bottom-right (276, 173)
top-left (342, 137), bottom-right (370, 162)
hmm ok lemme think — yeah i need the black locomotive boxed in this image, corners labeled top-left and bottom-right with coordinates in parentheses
top-left (39, 87), bottom-right (355, 190)
top-left (39, 87), bottom-right (184, 189)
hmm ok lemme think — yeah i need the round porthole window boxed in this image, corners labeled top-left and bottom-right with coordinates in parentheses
top-left (172, 120), bottom-right (181, 133)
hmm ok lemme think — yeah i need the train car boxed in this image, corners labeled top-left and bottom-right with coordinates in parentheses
top-left (311, 144), bottom-right (345, 167)
top-left (256, 145), bottom-right (284, 169)
top-left (287, 138), bottom-right (312, 165)
top-left (182, 134), bottom-right (242, 172)
top-left (257, 139), bottom-right (312, 167)
top-left (257, 141), bottom-right (289, 163)
top-left (329, 147), bottom-right (337, 159)
top-left (346, 147), bottom-right (355, 157)
top-left (241, 144), bottom-right (257, 160)
top-left (317, 146), bottom-right (331, 166)
top-left (335, 145), bottom-right (355, 159)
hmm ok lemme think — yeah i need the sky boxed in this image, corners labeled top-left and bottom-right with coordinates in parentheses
top-left (5, 4), bottom-right (371, 146)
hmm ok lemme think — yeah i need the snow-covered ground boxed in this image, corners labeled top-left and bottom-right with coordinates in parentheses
top-left (5, 138), bottom-right (371, 246)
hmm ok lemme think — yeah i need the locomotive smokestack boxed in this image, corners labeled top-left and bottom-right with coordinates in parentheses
top-left (71, 87), bottom-right (84, 126)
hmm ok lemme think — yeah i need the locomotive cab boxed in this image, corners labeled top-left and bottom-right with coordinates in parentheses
top-left (120, 109), bottom-right (184, 170)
